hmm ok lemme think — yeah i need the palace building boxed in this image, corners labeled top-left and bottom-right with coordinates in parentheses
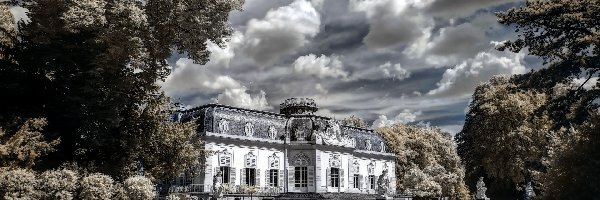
top-left (168, 98), bottom-right (404, 200)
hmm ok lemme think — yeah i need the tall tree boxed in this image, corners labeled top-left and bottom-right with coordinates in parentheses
top-left (456, 76), bottom-right (553, 198)
top-left (378, 123), bottom-right (469, 199)
top-left (0, 0), bottom-right (242, 179)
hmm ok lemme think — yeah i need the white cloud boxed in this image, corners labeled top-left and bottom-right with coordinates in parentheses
top-left (217, 89), bottom-right (272, 110)
top-left (350, 0), bottom-right (434, 49)
top-left (293, 54), bottom-right (348, 79)
top-left (206, 31), bottom-right (244, 67)
top-left (573, 77), bottom-right (599, 90)
top-left (428, 46), bottom-right (527, 97)
top-left (372, 109), bottom-right (422, 128)
top-left (243, 0), bottom-right (320, 64)
top-left (9, 6), bottom-right (30, 24)
top-left (353, 62), bottom-right (410, 80)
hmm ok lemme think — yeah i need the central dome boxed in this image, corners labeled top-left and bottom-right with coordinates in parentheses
top-left (279, 97), bottom-right (318, 115)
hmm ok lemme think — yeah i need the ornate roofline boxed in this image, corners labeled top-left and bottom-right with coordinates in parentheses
top-left (182, 103), bottom-right (378, 133)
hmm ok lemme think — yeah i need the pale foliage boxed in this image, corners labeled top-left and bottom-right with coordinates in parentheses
top-left (38, 169), bottom-right (79, 200)
top-left (377, 123), bottom-right (469, 199)
top-left (0, 169), bottom-right (39, 200)
top-left (62, 0), bottom-right (108, 31)
top-left (341, 115), bottom-right (368, 129)
top-left (0, 118), bottom-right (59, 170)
top-left (0, 4), bottom-right (16, 49)
top-left (123, 175), bottom-right (156, 200)
top-left (79, 173), bottom-right (115, 200)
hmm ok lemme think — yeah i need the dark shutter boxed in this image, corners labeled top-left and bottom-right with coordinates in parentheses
top-left (307, 166), bottom-right (315, 187)
top-left (230, 167), bottom-right (236, 184)
top-left (256, 169), bottom-right (261, 186)
top-left (288, 167), bottom-right (295, 189)
top-left (240, 168), bottom-right (246, 185)
top-left (279, 169), bottom-right (285, 191)
top-left (326, 167), bottom-right (331, 187)
top-left (340, 169), bottom-right (345, 188)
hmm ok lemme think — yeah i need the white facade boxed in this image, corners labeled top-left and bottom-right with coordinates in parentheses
top-left (175, 98), bottom-right (397, 199)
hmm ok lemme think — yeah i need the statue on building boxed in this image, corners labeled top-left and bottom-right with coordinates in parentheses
top-left (475, 177), bottom-right (489, 200)
top-left (377, 169), bottom-right (390, 196)
top-left (524, 181), bottom-right (536, 200)
top-left (212, 171), bottom-right (224, 200)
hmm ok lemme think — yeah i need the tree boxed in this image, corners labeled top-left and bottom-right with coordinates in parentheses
top-left (0, 118), bottom-right (59, 171)
top-left (123, 175), bottom-right (156, 200)
top-left (377, 123), bottom-right (469, 199)
top-left (456, 76), bottom-right (552, 197)
top-left (0, 169), bottom-right (40, 199)
top-left (38, 169), bottom-right (79, 200)
top-left (497, 0), bottom-right (600, 127)
top-left (0, 0), bottom-right (242, 180)
top-left (342, 115), bottom-right (368, 129)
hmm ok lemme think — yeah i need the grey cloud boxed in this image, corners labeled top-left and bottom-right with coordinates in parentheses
top-left (426, 0), bottom-right (523, 18)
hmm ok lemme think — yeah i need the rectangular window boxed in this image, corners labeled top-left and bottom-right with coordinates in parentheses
top-left (353, 174), bottom-right (360, 188)
top-left (269, 169), bottom-right (278, 187)
top-left (330, 168), bottom-right (340, 187)
top-left (245, 168), bottom-right (256, 186)
top-left (369, 175), bottom-right (375, 189)
top-left (220, 167), bottom-right (230, 184)
top-left (294, 167), bottom-right (308, 187)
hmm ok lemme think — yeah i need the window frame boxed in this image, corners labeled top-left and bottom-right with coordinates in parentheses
top-left (353, 174), bottom-right (360, 188)
top-left (369, 175), bottom-right (375, 189)
top-left (220, 166), bottom-right (231, 184)
top-left (245, 168), bottom-right (256, 186)
top-left (294, 166), bottom-right (308, 187)
top-left (269, 169), bottom-right (279, 187)
top-left (330, 167), bottom-right (340, 187)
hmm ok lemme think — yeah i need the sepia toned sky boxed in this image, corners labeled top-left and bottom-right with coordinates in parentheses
top-left (7, 0), bottom-right (541, 134)
top-left (158, 0), bottom-right (547, 134)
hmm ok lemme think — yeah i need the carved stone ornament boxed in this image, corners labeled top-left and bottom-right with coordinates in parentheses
top-left (218, 149), bottom-right (232, 167)
top-left (244, 122), bottom-right (254, 137)
top-left (218, 119), bottom-right (229, 133)
top-left (380, 141), bottom-right (386, 152)
top-left (269, 126), bottom-right (277, 139)
top-left (368, 162), bottom-right (375, 175)
top-left (294, 152), bottom-right (310, 166)
top-left (245, 151), bottom-right (257, 168)
top-left (352, 161), bottom-right (360, 173)
top-left (365, 140), bottom-right (372, 151)
top-left (268, 153), bottom-right (280, 169)
top-left (329, 155), bottom-right (341, 168)
top-left (317, 120), bottom-right (353, 147)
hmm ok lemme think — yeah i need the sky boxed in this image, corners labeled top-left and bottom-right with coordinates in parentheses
top-left (158, 0), bottom-right (545, 134)
top-left (9, 0), bottom-right (539, 134)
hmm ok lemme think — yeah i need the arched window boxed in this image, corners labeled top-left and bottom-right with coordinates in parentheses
top-left (244, 122), bottom-right (254, 137)
top-left (269, 126), bottom-right (277, 139)
top-left (218, 119), bottom-right (229, 133)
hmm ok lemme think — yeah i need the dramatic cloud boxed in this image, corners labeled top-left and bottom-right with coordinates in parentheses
top-left (243, 0), bottom-right (321, 64)
top-left (426, 0), bottom-right (523, 17)
top-left (428, 47), bottom-right (527, 97)
top-left (350, 0), bottom-right (433, 49)
top-left (293, 54), bottom-right (348, 79)
top-left (217, 89), bottom-right (272, 110)
top-left (353, 62), bottom-right (411, 80)
top-left (372, 109), bottom-right (423, 128)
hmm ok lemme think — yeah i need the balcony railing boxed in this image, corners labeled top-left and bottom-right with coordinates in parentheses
top-left (168, 184), bottom-right (280, 196)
